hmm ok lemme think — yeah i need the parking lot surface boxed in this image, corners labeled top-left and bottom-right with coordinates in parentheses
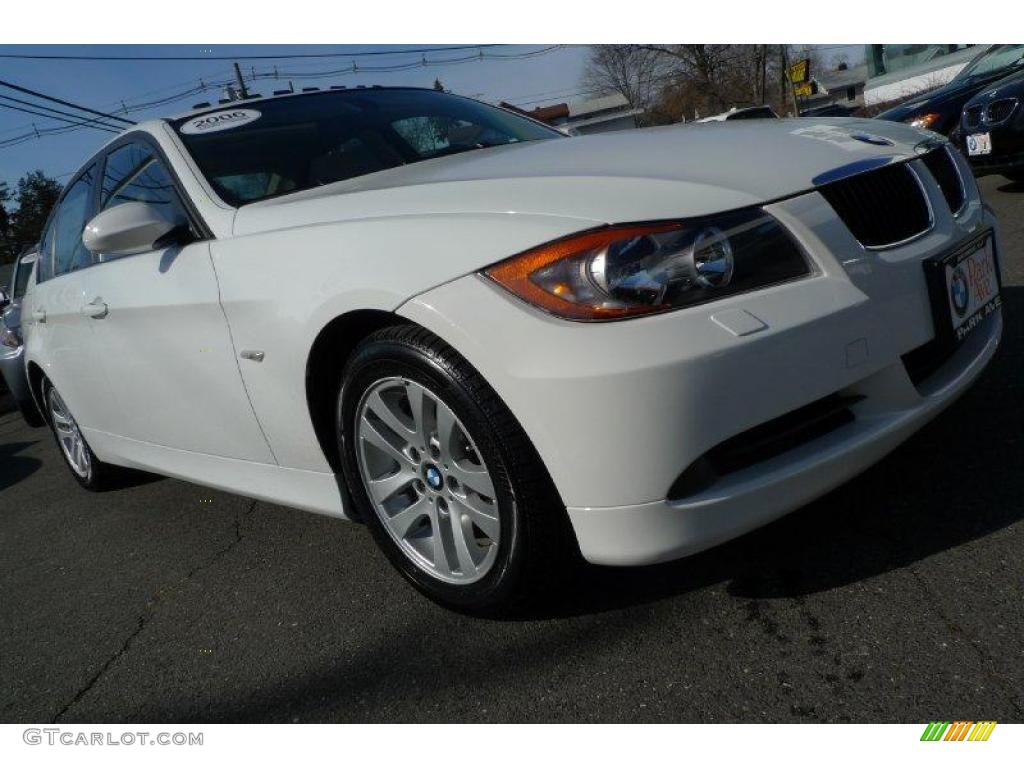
top-left (1, 176), bottom-right (1022, 723)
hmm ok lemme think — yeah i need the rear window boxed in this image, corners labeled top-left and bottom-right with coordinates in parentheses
top-left (174, 89), bottom-right (561, 206)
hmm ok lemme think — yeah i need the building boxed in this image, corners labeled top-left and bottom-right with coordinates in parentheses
top-left (502, 92), bottom-right (642, 134)
top-left (862, 44), bottom-right (980, 107)
top-left (799, 62), bottom-right (868, 113)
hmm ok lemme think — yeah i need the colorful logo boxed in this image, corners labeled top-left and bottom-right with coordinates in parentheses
top-left (921, 721), bottom-right (997, 741)
top-left (950, 266), bottom-right (970, 318)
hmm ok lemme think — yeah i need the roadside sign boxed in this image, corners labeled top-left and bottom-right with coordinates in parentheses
top-left (793, 82), bottom-right (814, 98)
top-left (789, 58), bottom-right (811, 84)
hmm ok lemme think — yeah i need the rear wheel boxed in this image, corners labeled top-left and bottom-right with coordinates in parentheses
top-left (337, 325), bottom-right (573, 614)
top-left (44, 381), bottom-right (113, 490)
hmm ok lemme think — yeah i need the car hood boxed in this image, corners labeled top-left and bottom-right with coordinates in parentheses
top-left (964, 70), bottom-right (1024, 106)
top-left (880, 81), bottom-right (977, 122)
top-left (233, 117), bottom-right (940, 236)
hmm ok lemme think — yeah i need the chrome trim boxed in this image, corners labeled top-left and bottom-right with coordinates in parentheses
top-left (943, 144), bottom-right (970, 218)
top-left (984, 97), bottom-right (1019, 127)
top-left (862, 163), bottom-right (935, 251)
top-left (811, 156), bottom-right (898, 187)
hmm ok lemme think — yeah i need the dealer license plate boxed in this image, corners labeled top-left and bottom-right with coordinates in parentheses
top-left (942, 235), bottom-right (1001, 342)
top-left (966, 133), bottom-right (992, 156)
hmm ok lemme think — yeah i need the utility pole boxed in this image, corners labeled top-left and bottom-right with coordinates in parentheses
top-left (779, 45), bottom-right (798, 116)
top-left (233, 62), bottom-right (250, 100)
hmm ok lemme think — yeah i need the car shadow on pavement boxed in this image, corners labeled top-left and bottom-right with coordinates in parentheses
top-left (0, 440), bottom-right (41, 493)
top-left (527, 285), bottom-right (1024, 619)
top-left (996, 180), bottom-right (1024, 194)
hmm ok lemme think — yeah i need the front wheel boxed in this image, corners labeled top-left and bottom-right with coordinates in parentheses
top-left (337, 325), bottom-right (573, 614)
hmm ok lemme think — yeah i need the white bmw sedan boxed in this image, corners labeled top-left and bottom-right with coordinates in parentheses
top-left (19, 87), bottom-right (1003, 612)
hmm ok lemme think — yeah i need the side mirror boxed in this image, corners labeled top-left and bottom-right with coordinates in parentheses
top-left (0, 286), bottom-right (9, 310)
top-left (83, 202), bottom-right (188, 257)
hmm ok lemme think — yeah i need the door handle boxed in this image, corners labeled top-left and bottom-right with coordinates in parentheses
top-left (31, 308), bottom-right (46, 323)
top-left (81, 299), bottom-right (108, 319)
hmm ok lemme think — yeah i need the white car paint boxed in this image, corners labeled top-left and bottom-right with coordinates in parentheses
top-left (20, 92), bottom-right (1003, 566)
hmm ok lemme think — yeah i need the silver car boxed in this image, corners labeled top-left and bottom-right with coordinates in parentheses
top-left (1, 248), bottom-right (44, 427)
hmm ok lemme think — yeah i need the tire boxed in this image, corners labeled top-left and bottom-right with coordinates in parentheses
top-left (337, 324), bottom-right (573, 615)
top-left (44, 380), bottom-right (114, 490)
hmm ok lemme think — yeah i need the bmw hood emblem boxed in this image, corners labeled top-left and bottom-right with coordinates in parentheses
top-left (850, 132), bottom-right (894, 147)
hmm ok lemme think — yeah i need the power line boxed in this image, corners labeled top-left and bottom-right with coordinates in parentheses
top-left (0, 45), bottom-right (574, 150)
top-left (0, 69), bottom-right (227, 137)
top-left (0, 78), bottom-right (136, 125)
top-left (0, 100), bottom-right (120, 135)
top-left (0, 44), bottom-right (504, 62)
top-left (248, 45), bottom-right (569, 81)
top-left (0, 93), bottom-right (123, 132)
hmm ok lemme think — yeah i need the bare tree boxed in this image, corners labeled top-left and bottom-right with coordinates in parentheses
top-left (582, 45), bottom-right (667, 116)
top-left (582, 44), bottom-right (807, 124)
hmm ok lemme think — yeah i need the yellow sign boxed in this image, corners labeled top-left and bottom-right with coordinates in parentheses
top-left (789, 58), bottom-right (810, 84)
top-left (793, 82), bottom-right (814, 98)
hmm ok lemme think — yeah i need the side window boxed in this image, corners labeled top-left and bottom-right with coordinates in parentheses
top-left (52, 166), bottom-right (97, 278)
top-left (101, 141), bottom-right (184, 218)
top-left (37, 215), bottom-right (56, 282)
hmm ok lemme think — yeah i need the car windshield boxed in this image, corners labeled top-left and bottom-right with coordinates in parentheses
top-left (174, 88), bottom-right (562, 206)
top-left (953, 44), bottom-right (1024, 83)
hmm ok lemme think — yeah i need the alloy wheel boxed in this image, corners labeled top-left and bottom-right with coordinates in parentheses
top-left (355, 377), bottom-right (501, 584)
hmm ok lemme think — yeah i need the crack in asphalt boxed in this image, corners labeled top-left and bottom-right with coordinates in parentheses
top-left (51, 499), bottom-right (258, 723)
top-left (907, 564), bottom-right (1024, 718)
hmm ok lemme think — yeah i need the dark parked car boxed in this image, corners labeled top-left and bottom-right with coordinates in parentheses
top-left (956, 70), bottom-right (1024, 182)
top-left (878, 44), bottom-right (1024, 135)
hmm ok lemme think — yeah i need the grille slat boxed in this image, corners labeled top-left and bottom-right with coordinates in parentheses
top-left (819, 163), bottom-right (931, 248)
top-left (922, 147), bottom-right (965, 215)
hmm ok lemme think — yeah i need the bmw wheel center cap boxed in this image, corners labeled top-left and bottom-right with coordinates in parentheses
top-left (425, 465), bottom-right (444, 491)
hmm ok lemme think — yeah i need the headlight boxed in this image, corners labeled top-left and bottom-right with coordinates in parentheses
top-left (0, 324), bottom-right (22, 349)
top-left (483, 209), bottom-right (811, 321)
top-left (907, 112), bottom-right (941, 130)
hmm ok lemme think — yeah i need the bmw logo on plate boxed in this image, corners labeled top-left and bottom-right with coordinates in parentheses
top-left (950, 266), bottom-right (970, 318)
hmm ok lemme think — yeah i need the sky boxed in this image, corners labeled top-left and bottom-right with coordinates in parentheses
top-left (0, 43), bottom-right (864, 190)
top-left (0, 44), bottom-right (590, 188)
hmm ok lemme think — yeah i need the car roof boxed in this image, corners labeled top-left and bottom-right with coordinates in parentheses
top-left (168, 84), bottom-right (444, 121)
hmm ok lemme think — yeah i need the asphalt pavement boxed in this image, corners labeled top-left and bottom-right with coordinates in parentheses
top-left (1, 176), bottom-right (1022, 723)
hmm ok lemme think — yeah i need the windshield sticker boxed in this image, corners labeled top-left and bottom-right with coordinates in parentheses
top-left (180, 109), bottom-right (261, 135)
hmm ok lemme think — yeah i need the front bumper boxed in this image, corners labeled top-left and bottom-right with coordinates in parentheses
top-left (400, 164), bottom-right (1004, 566)
top-left (960, 123), bottom-right (1024, 176)
top-left (564, 311), bottom-right (1001, 565)
top-left (967, 150), bottom-right (1024, 177)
